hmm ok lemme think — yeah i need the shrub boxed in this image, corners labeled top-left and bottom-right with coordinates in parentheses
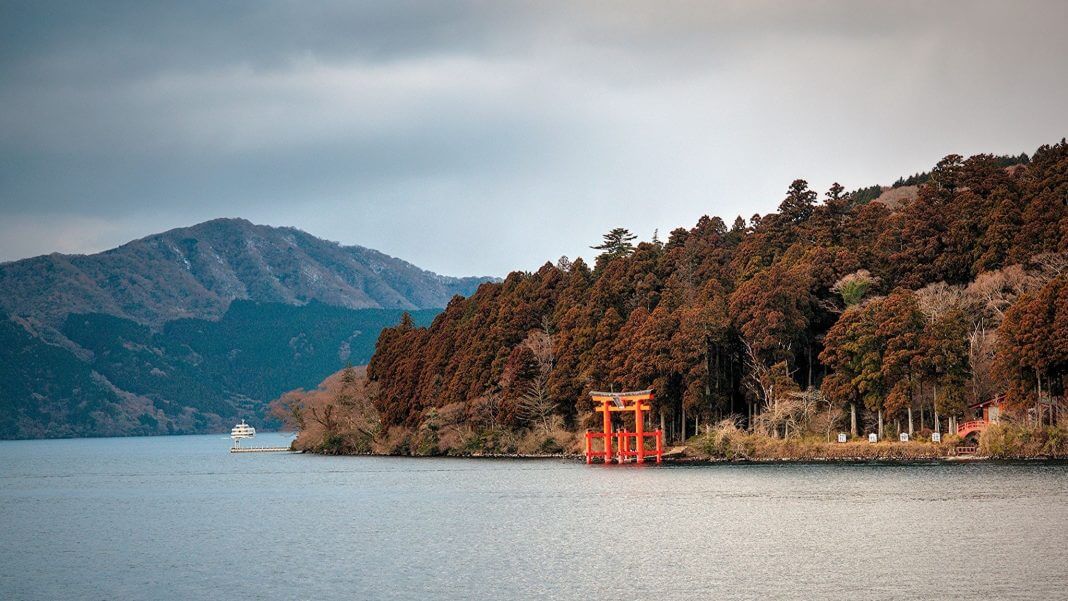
top-left (699, 419), bottom-right (754, 460)
top-left (373, 426), bottom-right (412, 455)
top-left (979, 424), bottom-right (1068, 458)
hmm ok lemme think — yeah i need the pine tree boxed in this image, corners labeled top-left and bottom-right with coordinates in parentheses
top-left (778, 179), bottom-right (818, 223)
top-left (591, 228), bottom-right (637, 262)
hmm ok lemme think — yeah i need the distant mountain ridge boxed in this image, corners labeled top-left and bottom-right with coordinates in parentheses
top-left (0, 217), bottom-right (492, 328)
top-left (0, 218), bottom-right (494, 439)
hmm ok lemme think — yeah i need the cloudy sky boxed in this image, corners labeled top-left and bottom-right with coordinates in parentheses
top-left (1, 1), bottom-right (1066, 276)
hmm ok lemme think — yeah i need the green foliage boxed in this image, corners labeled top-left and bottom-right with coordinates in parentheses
top-left (0, 303), bottom-right (438, 439)
top-left (0, 317), bottom-right (124, 438)
top-left (892, 154), bottom-right (1028, 188)
top-left (591, 228), bottom-right (638, 265)
top-left (847, 185), bottom-right (883, 205)
top-left (778, 179), bottom-right (818, 223)
top-left (893, 172), bottom-right (930, 188)
top-left (838, 281), bottom-right (869, 306)
top-left (413, 409), bottom-right (442, 455)
top-left (538, 436), bottom-right (564, 454)
top-left (318, 433), bottom-right (347, 455)
top-left (832, 270), bottom-right (877, 307)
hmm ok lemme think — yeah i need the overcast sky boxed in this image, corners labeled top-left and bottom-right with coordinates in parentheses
top-left (1, 1), bottom-right (1066, 276)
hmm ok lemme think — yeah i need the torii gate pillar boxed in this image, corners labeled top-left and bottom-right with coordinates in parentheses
top-left (587, 390), bottom-right (662, 464)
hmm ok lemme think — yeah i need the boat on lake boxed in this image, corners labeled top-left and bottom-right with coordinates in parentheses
top-left (230, 420), bottom-right (256, 442)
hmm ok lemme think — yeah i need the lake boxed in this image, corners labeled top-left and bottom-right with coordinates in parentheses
top-left (1, 434), bottom-right (1066, 600)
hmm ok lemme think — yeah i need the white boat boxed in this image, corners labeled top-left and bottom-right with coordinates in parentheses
top-left (230, 420), bottom-right (256, 442)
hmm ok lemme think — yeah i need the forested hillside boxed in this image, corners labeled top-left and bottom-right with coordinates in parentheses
top-left (0, 303), bottom-right (437, 439)
top-left (361, 142), bottom-right (1067, 451)
top-left (0, 217), bottom-right (492, 439)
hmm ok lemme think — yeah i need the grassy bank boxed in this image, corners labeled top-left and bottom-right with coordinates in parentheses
top-left (681, 421), bottom-right (1068, 462)
top-left (275, 368), bottom-right (1067, 461)
top-left (291, 420), bottom-right (1068, 462)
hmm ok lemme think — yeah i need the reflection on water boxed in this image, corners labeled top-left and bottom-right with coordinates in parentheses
top-left (2, 433), bottom-right (1066, 600)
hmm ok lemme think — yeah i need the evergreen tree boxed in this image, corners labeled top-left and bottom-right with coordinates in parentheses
top-left (591, 228), bottom-right (638, 263)
top-left (778, 179), bottom-right (818, 223)
top-left (363, 139), bottom-right (1068, 439)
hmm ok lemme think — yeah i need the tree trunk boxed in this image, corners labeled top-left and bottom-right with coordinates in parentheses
top-left (877, 410), bottom-right (884, 439)
top-left (680, 407), bottom-right (687, 442)
top-left (907, 406), bottom-right (914, 436)
top-left (807, 343), bottom-right (813, 389)
top-left (920, 404), bottom-right (926, 432)
top-left (850, 402), bottom-right (857, 437)
top-left (1037, 368), bottom-right (1043, 428)
top-left (933, 382), bottom-right (939, 433)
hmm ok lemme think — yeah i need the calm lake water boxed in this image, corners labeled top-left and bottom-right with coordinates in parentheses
top-left (1, 434), bottom-right (1066, 600)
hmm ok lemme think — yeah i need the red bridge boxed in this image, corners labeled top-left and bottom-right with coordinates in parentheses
top-left (957, 397), bottom-right (1005, 439)
top-left (956, 420), bottom-right (987, 438)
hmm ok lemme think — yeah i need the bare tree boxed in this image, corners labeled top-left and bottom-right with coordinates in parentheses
top-left (741, 337), bottom-right (774, 412)
top-left (915, 281), bottom-right (971, 322)
top-left (516, 320), bottom-right (557, 434)
top-left (1033, 251), bottom-right (1068, 283)
top-left (271, 389), bottom-right (307, 431)
top-left (965, 265), bottom-right (1036, 325)
top-left (517, 380), bottom-right (555, 435)
top-left (309, 403), bottom-right (338, 433)
top-left (786, 386), bottom-right (835, 439)
top-left (968, 320), bottom-right (999, 402)
top-left (742, 337), bottom-right (800, 438)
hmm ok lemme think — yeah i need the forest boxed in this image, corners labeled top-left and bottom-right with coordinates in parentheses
top-left (0, 301), bottom-right (438, 438)
top-left (278, 140), bottom-right (1068, 458)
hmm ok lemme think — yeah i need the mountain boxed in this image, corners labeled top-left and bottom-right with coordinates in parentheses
top-left (0, 219), bottom-right (494, 439)
top-left (0, 303), bottom-right (437, 439)
top-left (0, 217), bottom-right (491, 329)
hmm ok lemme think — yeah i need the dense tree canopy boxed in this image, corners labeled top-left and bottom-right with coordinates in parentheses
top-left (368, 141), bottom-right (1068, 441)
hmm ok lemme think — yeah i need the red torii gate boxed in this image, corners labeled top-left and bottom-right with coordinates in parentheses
top-left (585, 389), bottom-right (663, 464)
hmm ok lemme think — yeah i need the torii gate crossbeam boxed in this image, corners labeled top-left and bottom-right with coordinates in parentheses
top-left (585, 389), bottom-right (663, 464)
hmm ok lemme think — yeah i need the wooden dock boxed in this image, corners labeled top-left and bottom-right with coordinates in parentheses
top-left (230, 446), bottom-right (294, 453)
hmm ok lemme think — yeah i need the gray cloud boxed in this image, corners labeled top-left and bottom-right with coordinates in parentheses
top-left (2, 1), bottom-right (1067, 276)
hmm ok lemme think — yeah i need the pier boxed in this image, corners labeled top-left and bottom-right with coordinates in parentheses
top-left (230, 446), bottom-right (294, 453)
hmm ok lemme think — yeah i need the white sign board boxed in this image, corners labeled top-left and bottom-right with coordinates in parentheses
top-left (868, 433), bottom-right (878, 443)
top-left (931, 432), bottom-right (941, 443)
top-left (899, 433), bottom-right (909, 442)
top-left (837, 433), bottom-right (847, 443)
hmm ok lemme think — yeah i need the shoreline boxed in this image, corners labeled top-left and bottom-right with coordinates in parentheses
top-left (289, 421), bottom-right (1068, 463)
top-left (293, 447), bottom-right (1068, 464)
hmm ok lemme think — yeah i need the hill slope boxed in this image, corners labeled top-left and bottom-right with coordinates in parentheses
top-left (0, 218), bottom-right (491, 328)
top-left (361, 142), bottom-right (1067, 453)
top-left (0, 303), bottom-right (438, 439)
top-left (0, 219), bottom-right (494, 439)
